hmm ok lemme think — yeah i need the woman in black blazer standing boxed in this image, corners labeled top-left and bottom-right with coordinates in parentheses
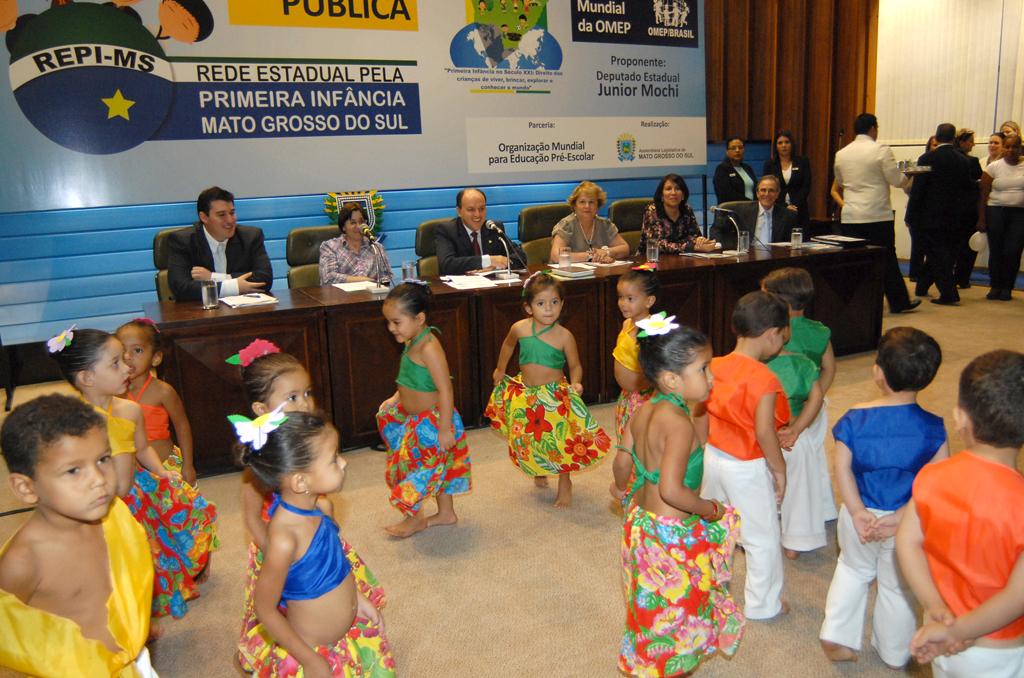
top-left (712, 136), bottom-right (757, 204)
top-left (762, 130), bottom-right (812, 227)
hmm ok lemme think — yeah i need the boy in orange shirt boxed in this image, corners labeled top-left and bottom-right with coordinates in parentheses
top-left (701, 291), bottom-right (791, 619)
top-left (897, 350), bottom-right (1024, 677)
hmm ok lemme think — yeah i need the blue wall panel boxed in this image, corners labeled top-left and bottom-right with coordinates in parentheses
top-left (0, 143), bottom-right (769, 345)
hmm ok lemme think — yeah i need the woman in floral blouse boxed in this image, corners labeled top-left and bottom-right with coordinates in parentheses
top-left (639, 174), bottom-right (719, 255)
top-left (319, 202), bottom-right (393, 284)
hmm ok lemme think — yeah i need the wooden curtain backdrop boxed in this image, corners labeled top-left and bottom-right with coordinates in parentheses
top-left (705, 0), bottom-right (879, 223)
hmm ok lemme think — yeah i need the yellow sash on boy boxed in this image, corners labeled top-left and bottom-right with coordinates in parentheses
top-left (0, 498), bottom-right (153, 677)
top-left (92, 400), bottom-right (137, 456)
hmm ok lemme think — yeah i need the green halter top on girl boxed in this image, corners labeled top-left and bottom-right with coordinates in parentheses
top-left (396, 327), bottom-right (440, 392)
top-left (518, 321), bottom-right (566, 370)
top-left (627, 393), bottom-right (705, 500)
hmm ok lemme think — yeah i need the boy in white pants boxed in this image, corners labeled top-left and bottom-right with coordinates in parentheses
top-left (819, 327), bottom-right (947, 667)
top-left (897, 350), bottom-right (1024, 678)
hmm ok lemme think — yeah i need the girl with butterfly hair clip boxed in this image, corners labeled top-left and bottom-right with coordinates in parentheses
top-left (234, 408), bottom-right (395, 678)
top-left (228, 339), bottom-right (386, 674)
top-left (486, 271), bottom-right (610, 508)
top-left (614, 312), bottom-right (744, 677)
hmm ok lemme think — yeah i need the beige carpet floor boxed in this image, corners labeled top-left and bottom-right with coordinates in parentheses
top-left (2, 281), bottom-right (1023, 677)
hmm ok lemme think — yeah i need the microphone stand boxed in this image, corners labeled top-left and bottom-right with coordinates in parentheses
top-left (363, 228), bottom-right (391, 295)
top-left (488, 222), bottom-right (520, 282)
top-left (712, 207), bottom-right (747, 256)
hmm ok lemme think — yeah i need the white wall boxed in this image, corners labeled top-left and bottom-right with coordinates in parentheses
top-left (877, 0), bottom-right (1022, 269)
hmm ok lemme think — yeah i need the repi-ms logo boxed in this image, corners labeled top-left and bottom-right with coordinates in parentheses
top-left (617, 133), bottom-right (636, 162)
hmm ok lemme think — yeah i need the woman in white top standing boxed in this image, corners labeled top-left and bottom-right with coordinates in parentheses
top-left (979, 134), bottom-right (1024, 301)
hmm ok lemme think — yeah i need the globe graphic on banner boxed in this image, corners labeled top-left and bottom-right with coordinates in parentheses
top-left (7, 3), bottom-right (174, 155)
top-left (450, 24), bottom-right (562, 70)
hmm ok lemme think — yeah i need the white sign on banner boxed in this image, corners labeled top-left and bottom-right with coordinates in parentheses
top-left (466, 116), bottom-right (706, 173)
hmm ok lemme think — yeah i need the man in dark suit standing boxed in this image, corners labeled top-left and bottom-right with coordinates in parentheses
top-left (435, 188), bottom-right (526, 275)
top-left (167, 186), bottom-right (274, 302)
top-left (710, 175), bottom-right (797, 249)
top-left (906, 123), bottom-right (978, 305)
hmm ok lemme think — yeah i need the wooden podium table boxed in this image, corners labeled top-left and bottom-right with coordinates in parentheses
top-left (146, 245), bottom-right (884, 475)
top-left (144, 290), bottom-right (328, 475)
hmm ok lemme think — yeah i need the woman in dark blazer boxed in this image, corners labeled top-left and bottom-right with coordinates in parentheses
top-left (762, 129), bottom-right (812, 227)
top-left (712, 136), bottom-right (757, 203)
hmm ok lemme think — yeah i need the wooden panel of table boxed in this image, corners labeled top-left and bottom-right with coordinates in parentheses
top-left (300, 283), bottom-right (478, 450)
top-left (144, 290), bottom-right (329, 475)
top-left (147, 246), bottom-right (884, 475)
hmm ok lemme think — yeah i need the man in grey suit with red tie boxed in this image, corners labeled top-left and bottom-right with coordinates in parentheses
top-left (435, 187), bottom-right (526, 275)
top-left (906, 123), bottom-right (979, 305)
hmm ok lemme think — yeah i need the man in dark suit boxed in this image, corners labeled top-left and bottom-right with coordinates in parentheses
top-left (167, 186), bottom-right (273, 302)
top-left (435, 187), bottom-right (526, 275)
top-left (905, 123), bottom-right (979, 305)
top-left (710, 175), bottom-right (797, 249)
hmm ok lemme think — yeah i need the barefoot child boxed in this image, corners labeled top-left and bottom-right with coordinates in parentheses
top-left (486, 271), bottom-right (610, 507)
top-left (231, 339), bottom-right (385, 672)
top-left (0, 395), bottom-right (156, 676)
top-left (762, 267), bottom-right (839, 546)
top-left (377, 282), bottom-right (472, 536)
top-left (117, 318), bottom-right (197, 485)
top-left (897, 350), bottom-right (1024, 677)
top-left (767, 341), bottom-right (825, 559)
top-left (238, 410), bottom-right (395, 677)
top-left (49, 326), bottom-right (218, 619)
top-left (616, 313), bottom-right (744, 676)
top-left (701, 291), bottom-right (791, 620)
top-left (819, 327), bottom-right (947, 667)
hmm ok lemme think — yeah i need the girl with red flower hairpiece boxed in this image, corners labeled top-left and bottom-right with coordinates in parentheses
top-left (226, 339), bottom-right (388, 673)
top-left (485, 272), bottom-right (610, 507)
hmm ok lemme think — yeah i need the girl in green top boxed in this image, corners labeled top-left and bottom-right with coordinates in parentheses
top-left (486, 272), bottom-right (610, 508)
top-left (613, 312), bottom-right (744, 677)
top-left (376, 282), bottom-right (472, 538)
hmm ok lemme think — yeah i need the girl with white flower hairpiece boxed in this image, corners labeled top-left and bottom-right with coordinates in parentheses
top-left (486, 271), bottom-right (610, 508)
top-left (234, 409), bottom-right (395, 678)
top-left (228, 338), bottom-right (386, 674)
top-left (614, 312), bottom-right (745, 677)
top-left (48, 326), bottom-right (218, 620)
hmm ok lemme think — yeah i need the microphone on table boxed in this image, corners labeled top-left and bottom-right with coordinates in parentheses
top-left (485, 220), bottom-right (518, 279)
top-left (361, 226), bottom-right (376, 242)
top-left (710, 206), bottom-right (744, 253)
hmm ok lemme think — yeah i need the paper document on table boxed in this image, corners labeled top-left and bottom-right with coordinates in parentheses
top-left (590, 260), bottom-right (632, 267)
top-left (683, 251), bottom-right (734, 259)
top-left (441, 275), bottom-right (497, 290)
top-left (333, 281), bottom-right (377, 292)
top-left (219, 293), bottom-right (279, 308)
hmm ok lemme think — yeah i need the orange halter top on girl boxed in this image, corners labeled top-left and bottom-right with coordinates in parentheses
top-left (125, 374), bottom-right (171, 442)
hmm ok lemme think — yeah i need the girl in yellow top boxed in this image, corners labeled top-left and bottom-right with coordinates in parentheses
top-left (612, 266), bottom-right (660, 452)
top-left (49, 326), bottom-right (218, 619)
top-left (486, 271), bottom-right (610, 507)
top-left (376, 282), bottom-right (472, 538)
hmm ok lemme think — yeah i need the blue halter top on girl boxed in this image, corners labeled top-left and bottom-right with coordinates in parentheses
top-left (268, 494), bottom-right (351, 603)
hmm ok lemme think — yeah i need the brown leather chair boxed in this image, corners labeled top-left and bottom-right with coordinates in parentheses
top-left (286, 226), bottom-right (337, 288)
top-left (152, 227), bottom-right (190, 301)
top-left (517, 203), bottom-right (573, 265)
top-left (710, 200), bottom-right (756, 248)
top-left (415, 218), bottom-right (448, 278)
top-left (608, 198), bottom-right (650, 255)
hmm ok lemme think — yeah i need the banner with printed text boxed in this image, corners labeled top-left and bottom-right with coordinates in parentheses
top-left (0, 0), bottom-right (704, 212)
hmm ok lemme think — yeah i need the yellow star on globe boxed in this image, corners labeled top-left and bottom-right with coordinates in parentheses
top-left (101, 89), bottom-right (135, 120)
